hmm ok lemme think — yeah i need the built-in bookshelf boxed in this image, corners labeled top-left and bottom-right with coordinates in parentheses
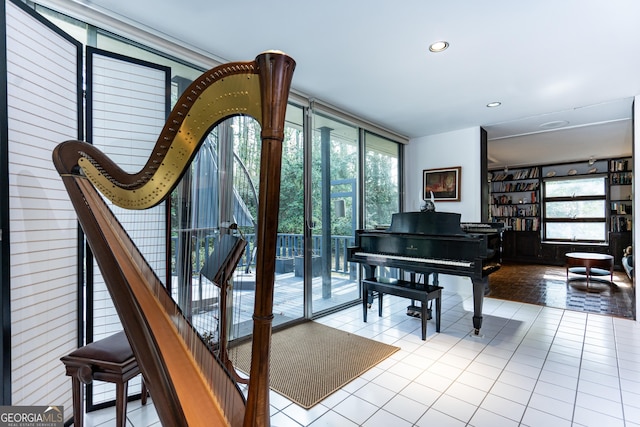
top-left (610, 157), bottom-right (632, 232)
top-left (490, 166), bottom-right (541, 231)
top-left (490, 157), bottom-right (633, 266)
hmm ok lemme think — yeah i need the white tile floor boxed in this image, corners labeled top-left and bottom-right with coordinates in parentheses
top-left (84, 290), bottom-right (640, 426)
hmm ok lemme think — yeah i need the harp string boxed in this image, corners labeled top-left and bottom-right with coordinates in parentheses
top-left (76, 176), bottom-right (239, 423)
top-left (171, 116), bottom-right (260, 387)
top-left (228, 115), bottom-right (262, 373)
top-left (86, 126), bottom-right (167, 403)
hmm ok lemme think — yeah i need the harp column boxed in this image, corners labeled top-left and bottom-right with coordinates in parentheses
top-left (243, 52), bottom-right (296, 427)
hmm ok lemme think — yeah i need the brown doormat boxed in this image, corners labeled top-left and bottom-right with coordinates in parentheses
top-left (230, 321), bottom-right (400, 408)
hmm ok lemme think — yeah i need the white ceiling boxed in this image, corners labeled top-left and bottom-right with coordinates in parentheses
top-left (56, 0), bottom-right (640, 168)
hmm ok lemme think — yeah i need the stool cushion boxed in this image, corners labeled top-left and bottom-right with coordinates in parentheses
top-left (67, 331), bottom-right (133, 363)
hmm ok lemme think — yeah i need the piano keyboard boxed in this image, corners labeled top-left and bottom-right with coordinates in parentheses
top-left (353, 252), bottom-right (472, 267)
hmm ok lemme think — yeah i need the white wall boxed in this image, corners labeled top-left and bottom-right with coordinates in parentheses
top-left (404, 126), bottom-right (483, 297)
top-left (404, 127), bottom-right (483, 221)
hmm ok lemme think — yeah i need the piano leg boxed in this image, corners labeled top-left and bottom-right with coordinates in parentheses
top-left (471, 278), bottom-right (486, 335)
top-left (435, 294), bottom-right (441, 333)
top-left (363, 265), bottom-right (377, 309)
top-left (421, 301), bottom-right (428, 339)
top-left (362, 280), bottom-right (369, 323)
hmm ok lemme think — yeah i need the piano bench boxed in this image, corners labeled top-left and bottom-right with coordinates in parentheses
top-left (362, 277), bottom-right (442, 340)
top-left (60, 331), bottom-right (147, 427)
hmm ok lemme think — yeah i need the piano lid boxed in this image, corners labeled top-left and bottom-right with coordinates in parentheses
top-left (387, 211), bottom-right (464, 235)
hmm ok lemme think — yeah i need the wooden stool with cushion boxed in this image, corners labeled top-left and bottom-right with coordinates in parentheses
top-left (60, 331), bottom-right (146, 427)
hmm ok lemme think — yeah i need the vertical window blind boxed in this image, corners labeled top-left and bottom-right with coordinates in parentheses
top-left (6, 0), bottom-right (82, 411)
top-left (86, 48), bottom-right (169, 405)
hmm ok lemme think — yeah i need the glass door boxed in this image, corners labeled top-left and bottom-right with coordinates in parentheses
top-left (309, 112), bottom-right (361, 315)
top-left (271, 104), bottom-right (306, 325)
top-left (168, 102), bottom-right (403, 329)
top-left (170, 105), bottom-right (307, 344)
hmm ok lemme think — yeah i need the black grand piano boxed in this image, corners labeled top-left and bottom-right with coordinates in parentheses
top-left (347, 211), bottom-right (503, 335)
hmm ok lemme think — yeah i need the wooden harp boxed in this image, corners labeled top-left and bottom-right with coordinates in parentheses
top-left (53, 51), bottom-right (295, 426)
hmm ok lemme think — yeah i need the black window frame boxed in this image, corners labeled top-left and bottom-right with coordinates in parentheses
top-left (542, 174), bottom-right (608, 243)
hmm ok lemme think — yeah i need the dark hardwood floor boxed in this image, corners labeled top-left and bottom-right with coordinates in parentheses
top-left (489, 263), bottom-right (635, 319)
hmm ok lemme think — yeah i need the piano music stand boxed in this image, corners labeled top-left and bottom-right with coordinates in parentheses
top-left (362, 277), bottom-right (442, 340)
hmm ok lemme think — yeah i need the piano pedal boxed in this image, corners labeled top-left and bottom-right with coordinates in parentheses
top-left (407, 305), bottom-right (432, 320)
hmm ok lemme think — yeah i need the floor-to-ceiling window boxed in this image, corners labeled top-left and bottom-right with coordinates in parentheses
top-left (359, 132), bottom-right (403, 282)
top-left (364, 132), bottom-right (401, 229)
top-left (309, 111), bottom-right (361, 315)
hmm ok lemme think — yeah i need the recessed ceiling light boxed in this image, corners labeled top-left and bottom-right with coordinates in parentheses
top-left (486, 101), bottom-right (501, 108)
top-left (539, 120), bottom-right (569, 129)
top-left (429, 41), bottom-right (449, 52)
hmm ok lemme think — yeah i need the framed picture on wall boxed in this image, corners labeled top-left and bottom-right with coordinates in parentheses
top-left (423, 166), bottom-right (461, 201)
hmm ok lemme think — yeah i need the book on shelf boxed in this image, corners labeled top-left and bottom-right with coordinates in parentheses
top-left (610, 159), bottom-right (630, 172)
top-left (611, 216), bottom-right (632, 232)
top-left (610, 171), bottom-right (632, 184)
top-left (491, 204), bottom-right (539, 218)
top-left (611, 202), bottom-right (632, 215)
top-left (511, 217), bottom-right (539, 231)
top-left (492, 181), bottom-right (540, 192)
top-left (491, 167), bottom-right (539, 181)
top-left (495, 217), bottom-right (539, 231)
